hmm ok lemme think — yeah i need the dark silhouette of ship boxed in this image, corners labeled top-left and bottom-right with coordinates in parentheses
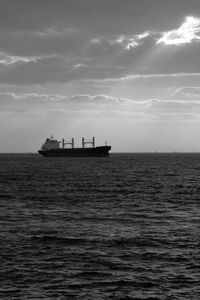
top-left (38, 136), bottom-right (111, 157)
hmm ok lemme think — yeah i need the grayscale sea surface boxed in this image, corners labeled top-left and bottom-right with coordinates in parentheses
top-left (0, 153), bottom-right (200, 299)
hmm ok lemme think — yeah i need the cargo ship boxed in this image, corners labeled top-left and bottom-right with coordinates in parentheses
top-left (38, 136), bottom-right (111, 157)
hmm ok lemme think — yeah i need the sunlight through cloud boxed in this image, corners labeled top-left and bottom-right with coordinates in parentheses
top-left (157, 16), bottom-right (200, 45)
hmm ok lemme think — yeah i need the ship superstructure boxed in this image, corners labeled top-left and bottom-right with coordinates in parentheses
top-left (38, 136), bottom-right (111, 157)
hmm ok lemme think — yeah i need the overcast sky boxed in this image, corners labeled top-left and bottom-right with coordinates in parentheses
top-left (1, 0), bottom-right (200, 152)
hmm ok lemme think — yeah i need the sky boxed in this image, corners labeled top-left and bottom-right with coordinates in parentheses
top-left (1, 0), bottom-right (200, 152)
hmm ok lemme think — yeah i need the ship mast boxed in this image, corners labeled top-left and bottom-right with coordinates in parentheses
top-left (62, 138), bottom-right (74, 149)
top-left (82, 137), bottom-right (95, 148)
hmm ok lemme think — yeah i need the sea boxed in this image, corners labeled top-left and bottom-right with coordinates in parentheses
top-left (0, 153), bottom-right (199, 300)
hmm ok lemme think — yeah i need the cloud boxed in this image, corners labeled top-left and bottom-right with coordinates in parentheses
top-left (157, 16), bottom-right (200, 45)
top-left (2, 91), bottom-right (200, 127)
top-left (0, 52), bottom-right (41, 65)
top-left (1, 92), bottom-right (200, 117)
top-left (173, 86), bottom-right (200, 101)
top-left (86, 32), bottom-right (154, 67)
top-left (1, 10), bottom-right (200, 86)
top-left (146, 112), bottom-right (200, 121)
top-left (0, 2), bottom-right (200, 97)
top-left (0, 29), bottom-right (87, 57)
top-left (0, 55), bottom-right (76, 85)
top-left (174, 86), bottom-right (200, 96)
top-left (0, 0), bottom-right (175, 34)
top-left (0, 92), bottom-right (125, 113)
top-left (84, 72), bottom-right (200, 83)
top-left (107, 31), bottom-right (151, 50)
top-left (87, 34), bottom-right (144, 59)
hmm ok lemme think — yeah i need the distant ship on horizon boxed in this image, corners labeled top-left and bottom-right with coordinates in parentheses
top-left (38, 136), bottom-right (111, 157)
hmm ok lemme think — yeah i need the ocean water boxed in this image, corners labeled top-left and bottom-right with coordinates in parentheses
top-left (0, 153), bottom-right (200, 300)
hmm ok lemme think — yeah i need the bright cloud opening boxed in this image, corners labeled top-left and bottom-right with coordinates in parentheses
top-left (157, 16), bottom-right (200, 45)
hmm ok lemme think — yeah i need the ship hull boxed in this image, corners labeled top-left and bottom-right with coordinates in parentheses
top-left (38, 146), bottom-right (111, 157)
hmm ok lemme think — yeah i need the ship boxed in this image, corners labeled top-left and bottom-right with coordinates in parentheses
top-left (38, 136), bottom-right (111, 157)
